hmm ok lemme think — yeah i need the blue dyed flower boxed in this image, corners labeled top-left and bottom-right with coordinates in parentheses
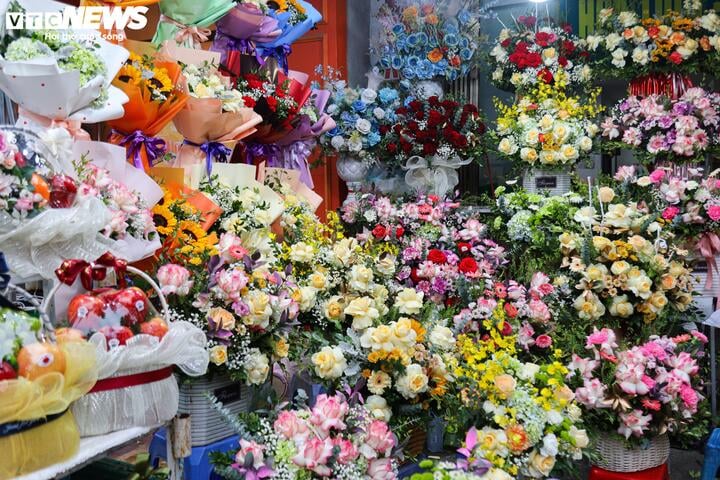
top-left (340, 112), bottom-right (354, 123)
top-left (416, 32), bottom-right (428, 46)
top-left (448, 69), bottom-right (459, 81)
top-left (380, 56), bottom-right (392, 68)
top-left (392, 23), bottom-right (405, 35)
top-left (417, 60), bottom-right (434, 79)
top-left (407, 33), bottom-right (419, 47)
top-left (458, 9), bottom-right (472, 25)
top-left (445, 22), bottom-right (459, 35)
top-left (327, 126), bottom-right (340, 137)
top-left (391, 55), bottom-right (404, 70)
top-left (407, 55), bottom-right (420, 68)
top-left (352, 100), bottom-right (367, 113)
top-left (445, 33), bottom-right (459, 47)
top-left (460, 47), bottom-right (473, 61)
top-left (366, 131), bottom-right (381, 147)
top-left (460, 37), bottom-right (469, 49)
top-left (378, 87), bottom-right (399, 105)
top-left (402, 66), bottom-right (416, 79)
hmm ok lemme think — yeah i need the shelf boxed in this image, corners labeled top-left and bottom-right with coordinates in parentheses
top-left (16, 424), bottom-right (162, 480)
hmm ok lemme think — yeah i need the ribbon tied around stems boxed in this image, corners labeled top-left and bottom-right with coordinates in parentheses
top-left (215, 29), bottom-right (264, 65)
top-left (257, 44), bottom-right (291, 74)
top-left (403, 154), bottom-right (472, 198)
top-left (110, 129), bottom-right (167, 170)
top-left (280, 140), bottom-right (315, 188)
top-left (245, 142), bottom-right (281, 166)
top-left (17, 108), bottom-right (91, 140)
top-left (697, 232), bottom-right (720, 295)
top-left (160, 14), bottom-right (211, 46)
top-left (55, 252), bottom-right (128, 291)
top-left (183, 140), bottom-right (232, 176)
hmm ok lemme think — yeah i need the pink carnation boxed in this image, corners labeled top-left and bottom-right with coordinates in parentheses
top-left (662, 206), bottom-right (680, 220)
top-left (706, 205), bottom-right (720, 221)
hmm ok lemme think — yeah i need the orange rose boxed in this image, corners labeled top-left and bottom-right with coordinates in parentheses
top-left (670, 31), bottom-right (685, 44)
top-left (425, 13), bottom-right (439, 25)
top-left (427, 48), bottom-right (444, 63)
top-left (494, 374), bottom-right (516, 398)
top-left (402, 6), bottom-right (418, 21)
top-left (700, 36), bottom-right (711, 51)
top-left (622, 28), bottom-right (634, 40)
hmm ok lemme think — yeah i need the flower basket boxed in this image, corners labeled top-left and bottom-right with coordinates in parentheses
top-left (522, 168), bottom-right (572, 196)
top-left (594, 433), bottom-right (669, 472)
top-left (46, 261), bottom-right (209, 436)
top-left (178, 374), bottom-right (253, 446)
top-left (629, 72), bottom-right (693, 100)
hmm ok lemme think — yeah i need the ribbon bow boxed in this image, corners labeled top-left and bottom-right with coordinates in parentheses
top-left (184, 140), bottom-right (232, 176)
top-left (257, 44), bottom-right (291, 74)
top-left (215, 29), bottom-right (263, 65)
top-left (245, 142), bottom-right (280, 166)
top-left (403, 154), bottom-right (471, 198)
top-left (280, 140), bottom-right (314, 188)
top-left (55, 252), bottom-right (127, 291)
top-left (18, 108), bottom-right (91, 140)
top-left (111, 129), bottom-right (167, 170)
top-left (160, 14), bottom-right (211, 47)
top-left (698, 232), bottom-right (720, 295)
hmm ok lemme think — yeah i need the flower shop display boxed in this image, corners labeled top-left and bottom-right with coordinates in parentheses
top-left (600, 87), bottom-right (720, 167)
top-left (50, 254), bottom-right (209, 436)
top-left (153, 0), bottom-right (235, 48)
top-left (0, 30), bottom-right (129, 128)
top-left (494, 72), bottom-right (602, 194)
top-left (212, 393), bottom-right (400, 480)
top-left (568, 330), bottom-right (706, 471)
top-left (108, 50), bottom-right (187, 171)
top-left (585, 4), bottom-right (720, 97)
top-left (0, 281), bottom-right (98, 478)
top-left (211, 2), bottom-right (281, 69)
top-left (372, 0), bottom-right (486, 83)
top-left (488, 16), bottom-right (592, 93)
top-left (377, 96), bottom-right (486, 197)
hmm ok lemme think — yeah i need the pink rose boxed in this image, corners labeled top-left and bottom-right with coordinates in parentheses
top-left (367, 458), bottom-right (396, 480)
top-left (360, 420), bottom-right (396, 459)
top-left (706, 205), bottom-right (720, 221)
top-left (234, 439), bottom-right (266, 469)
top-left (691, 330), bottom-right (708, 343)
top-left (528, 299), bottom-right (551, 323)
top-left (273, 410), bottom-right (309, 441)
top-left (292, 437), bottom-right (333, 477)
top-left (215, 267), bottom-right (249, 301)
top-left (649, 169), bottom-right (666, 184)
top-left (662, 206), bottom-right (680, 220)
top-left (310, 394), bottom-right (348, 436)
top-left (157, 264), bottom-right (193, 296)
top-left (535, 334), bottom-right (552, 348)
top-left (332, 437), bottom-right (359, 464)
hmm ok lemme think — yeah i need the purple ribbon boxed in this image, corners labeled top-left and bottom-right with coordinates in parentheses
top-left (245, 142), bottom-right (281, 165)
top-left (111, 129), bottom-right (166, 170)
top-left (257, 44), bottom-right (291, 73)
top-left (280, 140), bottom-right (315, 188)
top-left (212, 29), bottom-right (264, 65)
top-left (184, 140), bottom-right (232, 176)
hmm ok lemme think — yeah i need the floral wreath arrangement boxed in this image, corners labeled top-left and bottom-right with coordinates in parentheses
top-left (488, 15), bottom-right (592, 93)
top-left (371, 0), bottom-right (487, 82)
top-left (494, 71), bottom-right (602, 172)
top-left (600, 87), bottom-right (720, 166)
top-left (211, 392), bottom-right (400, 480)
top-left (568, 329), bottom-right (706, 445)
top-left (584, 3), bottom-right (720, 87)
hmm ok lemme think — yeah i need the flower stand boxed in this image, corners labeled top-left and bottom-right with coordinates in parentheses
top-left (150, 427), bottom-right (238, 480)
top-left (522, 169), bottom-right (571, 196)
top-left (589, 464), bottom-right (669, 480)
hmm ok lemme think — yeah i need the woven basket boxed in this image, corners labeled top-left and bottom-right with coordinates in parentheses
top-left (403, 427), bottom-right (427, 458)
top-left (522, 169), bottom-right (571, 196)
top-left (594, 433), bottom-right (669, 472)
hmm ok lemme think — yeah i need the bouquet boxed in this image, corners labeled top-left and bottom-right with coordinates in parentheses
top-left (600, 87), bottom-right (720, 166)
top-left (568, 329), bottom-right (706, 444)
top-left (488, 16), bottom-right (592, 93)
top-left (108, 51), bottom-right (187, 171)
top-left (494, 72), bottom-right (602, 171)
top-left (0, 30), bottom-right (128, 129)
top-left (585, 5), bottom-right (720, 84)
top-left (378, 95), bottom-right (485, 197)
top-left (211, 2), bottom-right (281, 68)
top-left (212, 393), bottom-right (399, 480)
top-left (372, 0), bottom-right (485, 81)
top-left (153, 0), bottom-right (235, 48)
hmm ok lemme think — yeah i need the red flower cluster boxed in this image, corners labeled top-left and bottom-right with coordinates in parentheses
top-left (372, 224), bottom-right (404, 240)
top-left (508, 42), bottom-right (542, 69)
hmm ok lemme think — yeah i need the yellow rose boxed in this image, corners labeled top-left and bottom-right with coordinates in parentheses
top-left (649, 291), bottom-right (668, 309)
top-left (560, 145), bottom-right (579, 162)
top-left (274, 338), bottom-right (289, 358)
top-left (598, 186), bottom-right (616, 203)
top-left (376, 255), bottom-right (396, 276)
top-left (539, 114), bottom-right (554, 130)
top-left (349, 264), bottom-right (374, 292)
top-left (478, 427), bottom-right (507, 454)
top-left (609, 295), bottom-right (634, 318)
top-left (494, 374), bottom-right (517, 399)
top-left (586, 264), bottom-right (608, 282)
top-left (391, 317), bottom-right (418, 349)
top-left (193, 82), bottom-right (213, 98)
top-left (289, 241), bottom-right (315, 263)
top-left (520, 147), bottom-right (538, 163)
top-left (542, 47), bottom-right (557, 63)
top-left (539, 150), bottom-right (556, 165)
top-left (344, 296), bottom-right (380, 330)
top-left (660, 274), bottom-right (677, 290)
top-left (396, 363), bottom-right (429, 399)
top-left (556, 385), bottom-right (575, 403)
top-left (611, 260), bottom-right (631, 275)
top-left (311, 346), bottom-right (347, 379)
top-left (309, 271), bottom-right (327, 289)
top-left (552, 124), bottom-right (567, 141)
top-left (395, 288), bottom-right (424, 315)
top-left (208, 307), bottom-right (236, 331)
top-left (361, 325), bottom-right (395, 352)
top-left (209, 345), bottom-right (228, 366)
top-left (324, 295), bottom-right (345, 321)
top-left (527, 450), bottom-right (556, 478)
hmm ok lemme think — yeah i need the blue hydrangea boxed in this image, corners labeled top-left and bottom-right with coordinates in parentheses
top-left (378, 87), bottom-right (399, 105)
top-left (366, 131), bottom-right (381, 147)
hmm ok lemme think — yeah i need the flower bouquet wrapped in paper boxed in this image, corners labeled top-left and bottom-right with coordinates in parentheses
top-left (211, 2), bottom-right (281, 66)
top-left (0, 277), bottom-right (98, 479)
top-left (108, 47), bottom-right (188, 171)
top-left (0, 127), bottom-right (115, 280)
top-left (0, 30), bottom-right (129, 136)
top-left (152, 0), bottom-right (235, 48)
top-left (50, 253), bottom-right (209, 436)
top-left (167, 46), bottom-right (262, 178)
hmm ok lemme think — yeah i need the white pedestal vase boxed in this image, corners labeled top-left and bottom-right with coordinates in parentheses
top-left (415, 79), bottom-right (444, 100)
top-left (522, 168), bottom-right (572, 196)
top-left (336, 155), bottom-right (369, 206)
top-left (404, 155), bottom-right (470, 198)
top-left (594, 433), bottom-right (669, 472)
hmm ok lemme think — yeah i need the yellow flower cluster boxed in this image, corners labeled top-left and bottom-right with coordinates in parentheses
top-left (118, 52), bottom-right (173, 101)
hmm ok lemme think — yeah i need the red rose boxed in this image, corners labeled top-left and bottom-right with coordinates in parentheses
top-left (407, 121), bottom-right (420, 132)
top-left (410, 267), bottom-right (421, 284)
top-left (537, 68), bottom-right (554, 84)
top-left (562, 40), bottom-right (575, 54)
top-left (648, 26), bottom-right (659, 39)
top-left (558, 56), bottom-right (568, 67)
top-left (525, 52), bottom-right (542, 68)
top-left (535, 31), bottom-right (552, 47)
top-left (380, 125), bottom-right (390, 135)
top-left (444, 297), bottom-right (458, 307)
top-left (266, 96), bottom-right (278, 111)
top-left (458, 257), bottom-right (478, 274)
top-left (245, 75), bottom-right (264, 90)
top-left (427, 195), bottom-right (439, 203)
top-left (562, 23), bottom-right (573, 34)
top-left (387, 143), bottom-right (398, 153)
top-left (457, 242), bottom-right (472, 255)
top-left (504, 302), bottom-right (518, 318)
top-left (427, 109), bottom-right (444, 127)
top-left (395, 225), bottom-right (404, 238)
top-left (669, 51), bottom-right (683, 64)
top-left (518, 15), bottom-right (536, 28)
top-left (500, 38), bottom-right (511, 48)
top-left (409, 100), bottom-right (423, 112)
top-left (422, 143), bottom-right (437, 155)
top-left (243, 96), bottom-right (256, 108)
top-left (427, 249), bottom-right (448, 264)
top-left (450, 56), bottom-right (461, 67)
top-left (372, 224), bottom-right (387, 239)
top-left (415, 110), bottom-right (425, 120)
top-left (501, 321), bottom-right (513, 336)
top-left (400, 140), bottom-right (413, 154)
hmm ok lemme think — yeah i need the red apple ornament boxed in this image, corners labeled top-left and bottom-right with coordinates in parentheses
top-left (113, 287), bottom-right (150, 327)
top-left (140, 317), bottom-right (168, 339)
top-left (68, 294), bottom-right (105, 332)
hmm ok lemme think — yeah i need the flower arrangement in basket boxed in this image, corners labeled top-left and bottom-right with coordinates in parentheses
top-left (488, 15), bottom-right (592, 93)
top-left (494, 71), bottom-right (602, 172)
top-left (0, 267), bottom-right (98, 478)
top-left (377, 96), bottom-right (486, 197)
top-left (211, 392), bottom-right (400, 480)
top-left (568, 329), bottom-right (706, 471)
top-left (600, 87), bottom-right (720, 166)
top-left (50, 252), bottom-right (209, 436)
top-left (584, 3), bottom-right (720, 89)
top-left (372, 0), bottom-right (489, 81)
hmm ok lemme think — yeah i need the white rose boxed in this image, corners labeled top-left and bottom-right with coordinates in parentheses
top-left (394, 288), bottom-right (424, 315)
top-left (361, 88), bottom-right (377, 104)
top-left (618, 11), bottom-right (638, 27)
top-left (290, 242), bottom-right (315, 263)
top-left (632, 46), bottom-right (649, 65)
top-left (311, 346), bottom-right (347, 379)
top-left (396, 363), bottom-right (429, 399)
top-left (569, 426), bottom-right (590, 449)
top-left (330, 135), bottom-right (345, 150)
top-left (244, 349), bottom-right (270, 385)
top-left (540, 433), bottom-right (559, 458)
top-left (356, 118), bottom-right (372, 134)
top-left (373, 107), bottom-right (386, 120)
top-left (611, 48), bottom-right (628, 68)
top-left (333, 238), bottom-right (358, 265)
top-left (376, 255), bottom-right (396, 276)
top-left (365, 395), bottom-right (392, 422)
top-left (429, 326), bottom-right (455, 350)
top-left (605, 32), bottom-right (622, 50)
top-left (348, 137), bottom-right (363, 152)
top-left (578, 136), bottom-right (593, 152)
top-left (298, 286), bottom-right (318, 312)
top-left (349, 264), bottom-right (374, 292)
top-left (344, 296), bottom-right (380, 330)
top-left (498, 138), bottom-right (518, 155)
top-left (492, 68), bottom-right (503, 81)
top-left (243, 290), bottom-right (273, 329)
top-left (585, 35), bottom-right (602, 51)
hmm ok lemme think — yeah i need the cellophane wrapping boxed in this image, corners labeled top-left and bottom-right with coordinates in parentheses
top-left (0, 341), bottom-right (98, 479)
top-left (71, 321), bottom-right (209, 436)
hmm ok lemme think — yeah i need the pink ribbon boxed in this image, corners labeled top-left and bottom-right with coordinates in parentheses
top-left (161, 15), bottom-right (211, 46)
top-left (698, 232), bottom-right (720, 295)
top-left (18, 108), bottom-right (91, 140)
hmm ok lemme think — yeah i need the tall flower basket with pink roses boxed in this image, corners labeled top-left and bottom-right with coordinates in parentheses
top-left (567, 329), bottom-right (707, 472)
